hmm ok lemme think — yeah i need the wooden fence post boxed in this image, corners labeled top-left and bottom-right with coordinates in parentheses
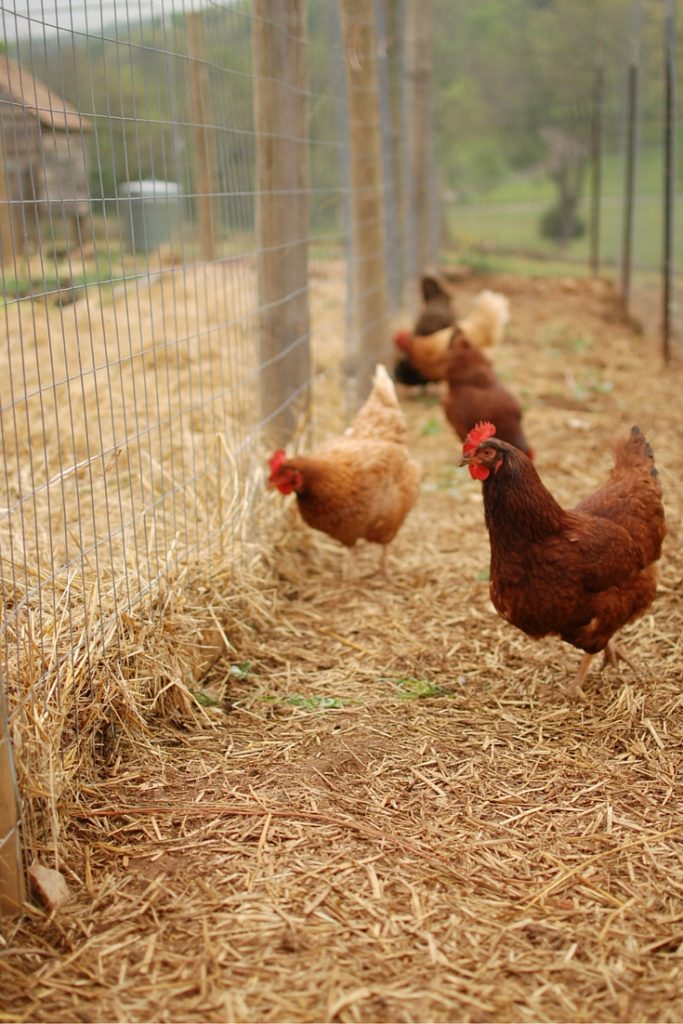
top-left (404, 0), bottom-right (435, 283)
top-left (0, 676), bottom-right (24, 917)
top-left (186, 11), bottom-right (218, 262)
top-left (339, 0), bottom-right (389, 404)
top-left (253, 0), bottom-right (311, 446)
top-left (374, 0), bottom-right (401, 314)
top-left (0, 144), bottom-right (14, 265)
top-left (384, 0), bottom-right (407, 308)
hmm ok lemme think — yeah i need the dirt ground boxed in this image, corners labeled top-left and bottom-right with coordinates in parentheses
top-left (3, 272), bottom-right (683, 1023)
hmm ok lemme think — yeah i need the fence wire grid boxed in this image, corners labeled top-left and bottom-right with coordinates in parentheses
top-left (0, 0), bottom-right (431, 902)
top-left (0, 0), bottom-right (679, 909)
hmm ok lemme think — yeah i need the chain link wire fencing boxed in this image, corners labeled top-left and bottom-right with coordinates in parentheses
top-left (0, 0), bottom-right (438, 911)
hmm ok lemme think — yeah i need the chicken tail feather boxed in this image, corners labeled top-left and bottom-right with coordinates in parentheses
top-left (628, 425), bottom-right (658, 478)
top-left (616, 426), bottom-right (661, 487)
top-left (347, 363), bottom-right (406, 444)
top-left (371, 363), bottom-right (400, 408)
top-left (459, 289), bottom-right (510, 349)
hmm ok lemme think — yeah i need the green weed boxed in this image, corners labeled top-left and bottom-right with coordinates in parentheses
top-left (283, 694), bottom-right (347, 709)
top-left (394, 677), bottom-right (452, 700)
top-left (420, 416), bottom-right (443, 437)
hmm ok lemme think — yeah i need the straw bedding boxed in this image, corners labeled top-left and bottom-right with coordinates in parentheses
top-left (2, 267), bottom-right (683, 1023)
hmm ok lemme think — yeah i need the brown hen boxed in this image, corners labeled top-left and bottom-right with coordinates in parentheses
top-left (442, 330), bottom-right (533, 457)
top-left (460, 422), bottom-right (665, 697)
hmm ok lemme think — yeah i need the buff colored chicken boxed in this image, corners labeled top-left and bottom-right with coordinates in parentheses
top-left (268, 365), bottom-right (421, 573)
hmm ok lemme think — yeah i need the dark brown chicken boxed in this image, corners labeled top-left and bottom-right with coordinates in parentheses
top-left (393, 273), bottom-right (457, 386)
top-left (394, 288), bottom-right (510, 385)
top-left (413, 273), bottom-right (458, 336)
top-left (442, 330), bottom-right (533, 457)
top-left (459, 421), bottom-right (666, 697)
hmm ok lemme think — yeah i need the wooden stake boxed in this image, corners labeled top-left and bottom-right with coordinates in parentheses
top-left (253, 0), bottom-right (311, 447)
top-left (186, 11), bottom-right (218, 262)
top-left (404, 0), bottom-right (435, 285)
top-left (0, 125), bottom-right (16, 265)
top-left (339, 0), bottom-right (390, 404)
top-left (0, 679), bottom-right (25, 917)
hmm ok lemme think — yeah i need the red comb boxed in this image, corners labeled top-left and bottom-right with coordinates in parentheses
top-left (268, 449), bottom-right (287, 475)
top-left (463, 421), bottom-right (496, 456)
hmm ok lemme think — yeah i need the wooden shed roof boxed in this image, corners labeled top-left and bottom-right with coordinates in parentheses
top-left (0, 56), bottom-right (92, 133)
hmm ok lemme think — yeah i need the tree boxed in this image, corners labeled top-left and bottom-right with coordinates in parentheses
top-left (538, 126), bottom-right (588, 244)
top-left (429, 0), bottom-right (639, 225)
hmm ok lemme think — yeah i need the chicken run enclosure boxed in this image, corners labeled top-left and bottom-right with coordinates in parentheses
top-left (1, 0), bottom-right (683, 1021)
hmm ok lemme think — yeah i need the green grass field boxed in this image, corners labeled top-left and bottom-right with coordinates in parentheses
top-left (446, 146), bottom-right (682, 274)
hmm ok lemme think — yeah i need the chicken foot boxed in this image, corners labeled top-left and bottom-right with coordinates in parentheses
top-left (342, 544), bottom-right (386, 581)
top-left (565, 639), bottom-right (636, 699)
top-left (601, 638), bottom-right (636, 672)
top-left (341, 546), bottom-right (357, 582)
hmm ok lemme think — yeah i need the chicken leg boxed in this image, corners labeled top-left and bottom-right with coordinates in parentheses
top-left (565, 652), bottom-right (593, 700)
top-left (601, 638), bottom-right (636, 672)
top-left (566, 638), bottom-right (637, 699)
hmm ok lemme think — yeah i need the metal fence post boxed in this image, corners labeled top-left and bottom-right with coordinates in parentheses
top-left (620, 2), bottom-right (641, 311)
top-left (662, 0), bottom-right (676, 363)
top-left (589, 52), bottom-right (604, 277)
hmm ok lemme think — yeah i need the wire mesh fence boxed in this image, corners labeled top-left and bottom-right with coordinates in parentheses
top-left (0, 0), bottom-right (677, 912)
top-left (0, 0), bottom-right (439, 907)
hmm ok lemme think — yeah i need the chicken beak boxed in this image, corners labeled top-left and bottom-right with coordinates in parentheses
top-left (458, 454), bottom-right (473, 468)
